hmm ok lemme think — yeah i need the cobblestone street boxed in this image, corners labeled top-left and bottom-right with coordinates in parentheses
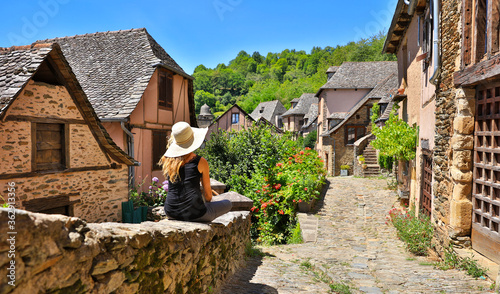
top-left (219, 177), bottom-right (496, 294)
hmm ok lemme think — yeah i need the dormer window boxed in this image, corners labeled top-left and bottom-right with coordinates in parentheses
top-left (259, 107), bottom-right (264, 113)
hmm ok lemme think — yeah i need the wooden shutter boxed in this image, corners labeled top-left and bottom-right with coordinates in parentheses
top-left (35, 123), bottom-right (65, 171)
top-left (153, 131), bottom-right (167, 170)
top-left (159, 71), bottom-right (173, 109)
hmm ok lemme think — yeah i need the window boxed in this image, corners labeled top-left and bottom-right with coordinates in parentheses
top-left (463, 0), bottom-right (500, 67)
top-left (34, 123), bottom-right (66, 171)
top-left (152, 131), bottom-right (168, 170)
top-left (158, 71), bottom-right (173, 109)
top-left (345, 126), bottom-right (365, 145)
top-left (231, 113), bottom-right (239, 124)
top-left (299, 120), bottom-right (304, 128)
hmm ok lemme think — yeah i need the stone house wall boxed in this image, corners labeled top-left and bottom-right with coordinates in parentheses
top-left (328, 105), bottom-right (373, 176)
top-left (432, 0), bottom-right (462, 254)
top-left (0, 208), bottom-right (251, 294)
top-left (0, 80), bottom-right (128, 223)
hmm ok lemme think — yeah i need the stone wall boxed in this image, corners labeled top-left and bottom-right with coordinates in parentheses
top-left (432, 0), bottom-right (461, 253)
top-left (0, 208), bottom-right (251, 294)
top-left (0, 81), bottom-right (129, 223)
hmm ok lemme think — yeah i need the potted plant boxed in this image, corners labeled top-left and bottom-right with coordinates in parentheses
top-left (357, 155), bottom-right (365, 165)
top-left (340, 165), bottom-right (350, 176)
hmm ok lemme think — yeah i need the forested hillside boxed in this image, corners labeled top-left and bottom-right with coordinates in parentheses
top-left (192, 33), bottom-right (396, 116)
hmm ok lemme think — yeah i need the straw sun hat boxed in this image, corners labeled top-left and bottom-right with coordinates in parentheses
top-left (164, 122), bottom-right (208, 158)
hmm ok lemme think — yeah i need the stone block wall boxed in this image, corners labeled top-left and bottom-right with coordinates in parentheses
top-left (0, 80), bottom-right (130, 223)
top-left (432, 0), bottom-right (462, 253)
top-left (0, 208), bottom-right (251, 294)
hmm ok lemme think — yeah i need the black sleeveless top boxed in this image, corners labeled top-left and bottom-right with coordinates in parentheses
top-left (165, 155), bottom-right (207, 220)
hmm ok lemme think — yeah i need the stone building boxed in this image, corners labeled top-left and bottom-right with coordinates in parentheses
top-left (37, 28), bottom-right (196, 188)
top-left (250, 100), bottom-right (286, 129)
top-left (281, 93), bottom-right (318, 134)
top-left (206, 104), bottom-right (254, 139)
top-left (316, 62), bottom-right (397, 176)
top-left (197, 103), bottom-right (214, 128)
top-left (385, 0), bottom-right (500, 264)
top-left (0, 43), bottom-right (137, 222)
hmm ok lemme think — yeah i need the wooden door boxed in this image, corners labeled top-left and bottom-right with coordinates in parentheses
top-left (472, 85), bottom-right (500, 263)
top-left (420, 154), bottom-right (432, 217)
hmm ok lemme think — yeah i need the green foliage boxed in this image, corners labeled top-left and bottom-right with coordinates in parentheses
top-left (340, 165), bottom-right (350, 170)
top-left (0, 194), bottom-right (10, 208)
top-left (370, 102), bottom-right (380, 123)
top-left (371, 107), bottom-right (418, 161)
top-left (387, 207), bottom-right (434, 256)
top-left (287, 223), bottom-right (303, 244)
top-left (378, 154), bottom-right (394, 171)
top-left (436, 246), bottom-right (488, 278)
top-left (198, 124), bottom-right (326, 245)
top-left (303, 130), bottom-right (317, 149)
top-left (192, 33), bottom-right (396, 115)
top-left (129, 177), bottom-right (168, 208)
top-left (330, 283), bottom-right (352, 294)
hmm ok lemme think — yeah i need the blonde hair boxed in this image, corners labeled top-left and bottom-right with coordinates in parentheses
top-left (158, 136), bottom-right (185, 183)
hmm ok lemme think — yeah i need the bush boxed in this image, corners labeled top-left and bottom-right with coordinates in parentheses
top-left (340, 165), bottom-right (350, 170)
top-left (303, 130), bottom-right (317, 149)
top-left (199, 124), bottom-right (326, 245)
top-left (387, 207), bottom-right (433, 255)
top-left (378, 154), bottom-right (394, 171)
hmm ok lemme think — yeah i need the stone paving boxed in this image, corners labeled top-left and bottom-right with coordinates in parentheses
top-left (219, 177), bottom-right (497, 294)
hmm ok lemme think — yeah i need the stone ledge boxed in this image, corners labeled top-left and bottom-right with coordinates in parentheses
top-left (0, 207), bottom-right (251, 293)
top-left (213, 191), bottom-right (254, 211)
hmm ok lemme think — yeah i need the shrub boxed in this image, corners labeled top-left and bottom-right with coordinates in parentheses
top-left (340, 165), bottom-right (350, 170)
top-left (199, 124), bottom-right (326, 245)
top-left (303, 130), bottom-right (317, 149)
top-left (387, 207), bottom-right (433, 255)
top-left (378, 154), bottom-right (394, 171)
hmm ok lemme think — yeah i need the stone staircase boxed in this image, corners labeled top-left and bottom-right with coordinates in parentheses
top-left (362, 144), bottom-right (381, 177)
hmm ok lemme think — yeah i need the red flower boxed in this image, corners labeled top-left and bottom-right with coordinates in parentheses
top-left (305, 147), bottom-right (311, 150)
top-left (274, 184), bottom-right (282, 190)
top-left (276, 163), bottom-right (283, 167)
top-left (299, 199), bottom-right (302, 203)
top-left (288, 161), bottom-right (292, 165)
top-left (279, 210), bottom-right (284, 215)
top-left (304, 187), bottom-right (308, 191)
top-left (256, 190), bottom-right (261, 193)
top-left (251, 206), bottom-right (256, 212)
top-left (293, 199), bottom-right (296, 203)
top-left (300, 151), bottom-right (304, 155)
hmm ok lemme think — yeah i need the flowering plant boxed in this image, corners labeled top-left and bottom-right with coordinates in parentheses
top-left (246, 147), bottom-right (326, 244)
top-left (387, 206), bottom-right (433, 256)
top-left (130, 176), bottom-right (168, 208)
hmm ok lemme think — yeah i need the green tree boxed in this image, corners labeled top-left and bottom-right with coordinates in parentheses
top-left (194, 90), bottom-right (216, 114)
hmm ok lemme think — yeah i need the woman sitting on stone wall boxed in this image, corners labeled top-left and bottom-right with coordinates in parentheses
top-left (158, 121), bottom-right (232, 221)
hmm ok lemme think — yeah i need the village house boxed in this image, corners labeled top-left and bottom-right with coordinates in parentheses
top-left (250, 100), bottom-right (286, 128)
top-left (37, 28), bottom-right (196, 188)
top-left (206, 104), bottom-right (254, 139)
top-left (316, 62), bottom-right (397, 176)
top-left (0, 43), bottom-right (137, 222)
top-left (385, 0), bottom-right (500, 265)
top-left (301, 101), bottom-right (318, 136)
top-left (281, 93), bottom-right (318, 134)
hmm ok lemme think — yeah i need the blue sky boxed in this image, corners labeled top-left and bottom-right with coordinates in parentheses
top-left (1, 0), bottom-right (397, 74)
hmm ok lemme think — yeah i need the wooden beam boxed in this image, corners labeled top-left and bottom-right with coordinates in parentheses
top-left (454, 53), bottom-right (500, 86)
top-left (23, 193), bottom-right (81, 212)
top-left (6, 115), bottom-right (86, 124)
top-left (0, 164), bottom-right (122, 180)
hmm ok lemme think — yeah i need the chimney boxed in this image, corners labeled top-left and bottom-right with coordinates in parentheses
top-left (326, 66), bottom-right (338, 81)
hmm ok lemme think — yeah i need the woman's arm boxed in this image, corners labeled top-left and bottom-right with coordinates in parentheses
top-left (198, 157), bottom-right (213, 202)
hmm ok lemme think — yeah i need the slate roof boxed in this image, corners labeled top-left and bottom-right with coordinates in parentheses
top-left (250, 100), bottom-right (286, 124)
top-left (302, 103), bottom-right (318, 129)
top-left (0, 44), bottom-right (52, 113)
top-left (0, 43), bottom-right (137, 166)
top-left (318, 61), bottom-right (398, 92)
top-left (321, 68), bottom-right (398, 137)
top-left (326, 66), bottom-right (339, 73)
top-left (282, 93), bottom-right (318, 117)
top-left (327, 112), bottom-right (349, 119)
top-left (36, 28), bottom-right (193, 119)
top-left (366, 73), bottom-right (398, 100)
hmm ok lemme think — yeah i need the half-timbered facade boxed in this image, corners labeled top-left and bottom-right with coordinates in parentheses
top-left (0, 44), bottom-right (137, 222)
top-left (37, 29), bottom-right (196, 188)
